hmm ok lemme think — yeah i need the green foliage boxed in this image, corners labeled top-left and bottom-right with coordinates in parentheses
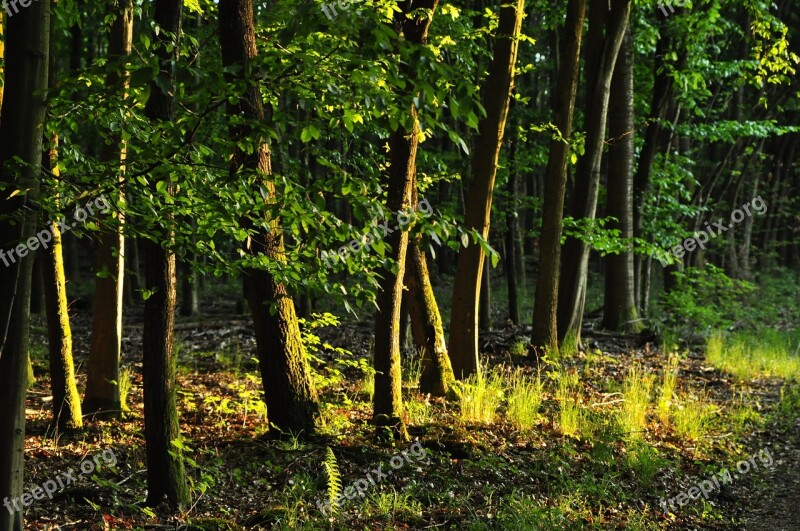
top-left (659, 265), bottom-right (755, 335)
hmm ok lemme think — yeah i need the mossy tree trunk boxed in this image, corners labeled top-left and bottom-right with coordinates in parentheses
top-left (372, 0), bottom-right (441, 441)
top-left (218, 0), bottom-right (321, 436)
top-left (405, 180), bottom-right (454, 397)
top-left (42, 20), bottom-right (83, 430)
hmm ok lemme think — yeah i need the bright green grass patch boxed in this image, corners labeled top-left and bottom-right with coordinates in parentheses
top-left (706, 330), bottom-right (800, 381)
top-left (555, 369), bottom-right (583, 438)
top-left (673, 395), bottom-right (717, 440)
top-left (506, 369), bottom-right (544, 431)
top-left (657, 354), bottom-right (679, 424)
top-left (459, 368), bottom-right (505, 424)
top-left (620, 366), bottom-right (653, 440)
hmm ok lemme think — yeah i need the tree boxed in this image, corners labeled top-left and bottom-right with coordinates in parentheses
top-left (83, 0), bottom-right (134, 418)
top-left (43, 11), bottom-right (83, 430)
top-left (557, 0), bottom-right (631, 348)
top-left (449, 0), bottom-right (525, 378)
top-left (372, 0), bottom-right (440, 440)
top-left (602, 24), bottom-right (641, 333)
top-left (530, 0), bottom-right (586, 352)
top-left (219, 0), bottom-right (321, 436)
top-left (141, 0), bottom-right (190, 508)
top-left (0, 1), bottom-right (50, 529)
top-left (405, 180), bottom-right (454, 396)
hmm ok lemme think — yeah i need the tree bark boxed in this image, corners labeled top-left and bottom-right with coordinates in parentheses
top-left (142, 0), bottom-right (190, 508)
top-left (0, 2), bottom-right (50, 530)
top-left (42, 23), bottom-right (82, 430)
top-left (557, 0), bottom-right (631, 349)
top-left (84, 0), bottom-right (133, 419)
top-left (219, 0), bottom-right (321, 436)
top-left (602, 25), bottom-right (641, 332)
top-left (530, 0), bottom-right (586, 352)
top-left (405, 179), bottom-right (454, 397)
top-left (372, 0), bottom-right (440, 440)
top-left (449, 0), bottom-right (525, 378)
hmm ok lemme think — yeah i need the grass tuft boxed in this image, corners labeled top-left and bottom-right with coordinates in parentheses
top-left (459, 368), bottom-right (505, 424)
top-left (506, 369), bottom-right (544, 430)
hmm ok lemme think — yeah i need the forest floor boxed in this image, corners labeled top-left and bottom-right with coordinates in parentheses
top-left (18, 303), bottom-right (800, 530)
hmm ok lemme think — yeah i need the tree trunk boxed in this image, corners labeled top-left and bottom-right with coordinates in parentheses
top-left (0, 3), bottom-right (50, 530)
top-left (84, 0), bottom-right (133, 419)
top-left (42, 25), bottom-right (82, 430)
top-left (405, 177), bottom-right (454, 397)
top-left (142, 0), bottom-right (189, 508)
top-left (479, 259), bottom-right (491, 330)
top-left (449, 0), bottom-right (525, 378)
top-left (504, 124), bottom-right (520, 326)
top-left (602, 25), bottom-right (641, 333)
top-left (179, 258), bottom-right (199, 316)
top-left (372, 0), bottom-right (441, 440)
top-left (633, 18), bottom-right (677, 312)
top-left (557, 0), bottom-right (631, 349)
top-left (219, 0), bottom-right (320, 436)
top-left (530, 0), bottom-right (586, 352)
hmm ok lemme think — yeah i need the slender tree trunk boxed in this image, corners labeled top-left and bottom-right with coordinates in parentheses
top-left (602, 25), bottom-right (641, 332)
top-left (84, 0), bottom-right (133, 418)
top-left (449, 0), bottom-right (525, 378)
top-left (372, 0), bottom-right (440, 440)
top-left (0, 3), bottom-right (50, 530)
top-left (479, 260), bottom-right (491, 330)
top-left (219, 0), bottom-right (320, 435)
top-left (530, 0), bottom-right (586, 352)
top-left (405, 180), bottom-right (454, 397)
top-left (632, 20), bottom-right (676, 312)
top-left (179, 258), bottom-right (199, 316)
top-left (42, 24), bottom-right (82, 430)
top-left (142, 0), bottom-right (189, 508)
top-left (557, 0), bottom-right (631, 349)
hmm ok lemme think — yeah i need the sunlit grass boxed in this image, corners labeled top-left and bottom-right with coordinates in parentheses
top-left (506, 369), bottom-right (544, 431)
top-left (459, 368), bottom-right (505, 424)
top-left (673, 395), bottom-right (717, 440)
top-left (555, 369), bottom-right (582, 438)
top-left (620, 366), bottom-right (652, 440)
top-left (706, 331), bottom-right (800, 381)
top-left (657, 354), bottom-right (679, 424)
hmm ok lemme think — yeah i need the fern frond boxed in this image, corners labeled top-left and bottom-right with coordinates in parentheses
top-left (323, 447), bottom-right (342, 513)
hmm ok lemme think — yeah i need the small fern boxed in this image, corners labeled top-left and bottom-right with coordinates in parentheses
top-left (323, 447), bottom-right (342, 514)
